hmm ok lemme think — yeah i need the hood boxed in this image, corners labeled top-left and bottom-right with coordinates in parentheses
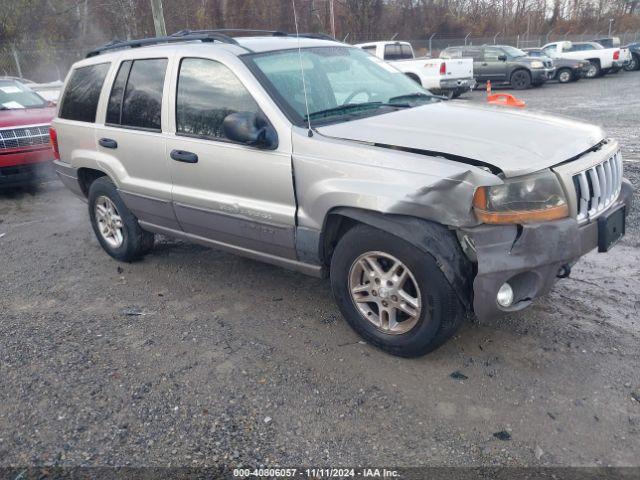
top-left (316, 101), bottom-right (605, 178)
top-left (0, 106), bottom-right (56, 129)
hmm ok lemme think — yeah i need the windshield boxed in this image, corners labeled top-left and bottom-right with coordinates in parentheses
top-left (0, 80), bottom-right (47, 110)
top-left (247, 46), bottom-right (435, 125)
top-left (502, 46), bottom-right (528, 58)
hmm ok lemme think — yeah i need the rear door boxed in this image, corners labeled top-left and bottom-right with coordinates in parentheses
top-left (95, 57), bottom-right (179, 229)
top-left (166, 57), bottom-right (297, 259)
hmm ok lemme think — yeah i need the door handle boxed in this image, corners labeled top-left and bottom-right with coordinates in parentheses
top-left (170, 149), bottom-right (198, 164)
top-left (99, 138), bottom-right (118, 149)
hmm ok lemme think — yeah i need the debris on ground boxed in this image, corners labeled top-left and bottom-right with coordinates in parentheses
top-left (450, 371), bottom-right (468, 380)
top-left (121, 307), bottom-right (152, 316)
top-left (493, 430), bottom-right (511, 441)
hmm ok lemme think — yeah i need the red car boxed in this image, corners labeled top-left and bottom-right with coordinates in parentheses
top-left (0, 78), bottom-right (56, 187)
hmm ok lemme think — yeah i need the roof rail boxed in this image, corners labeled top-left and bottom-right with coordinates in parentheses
top-left (85, 29), bottom-right (340, 58)
top-left (182, 28), bottom-right (289, 37)
top-left (86, 31), bottom-right (240, 58)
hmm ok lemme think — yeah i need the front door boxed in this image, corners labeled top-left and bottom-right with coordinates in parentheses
top-left (166, 57), bottom-right (297, 259)
top-left (480, 47), bottom-right (509, 82)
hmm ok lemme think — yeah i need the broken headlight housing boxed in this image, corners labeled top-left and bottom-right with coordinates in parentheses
top-left (473, 170), bottom-right (569, 224)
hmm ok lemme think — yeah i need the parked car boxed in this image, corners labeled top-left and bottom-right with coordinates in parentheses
top-left (541, 41), bottom-right (621, 77)
top-left (52, 31), bottom-right (633, 357)
top-left (0, 78), bottom-right (56, 187)
top-left (623, 42), bottom-right (640, 71)
top-left (355, 41), bottom-right (475, 98)
top-left (440, 45), bottom-right (553, 89)
top-left (523, 48), bottom-right (590, 82)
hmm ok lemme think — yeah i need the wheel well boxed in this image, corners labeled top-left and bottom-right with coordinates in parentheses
top-left (77, 168), bottom-right (107, 197)
top-left (404, 72), bottom-right (422, 85)
top-left (511, 68), bottom-right (531, 79)
top-left (586, 58), bottom-right (600, 65)
top-left (322, 213), bottom-right (359, 266)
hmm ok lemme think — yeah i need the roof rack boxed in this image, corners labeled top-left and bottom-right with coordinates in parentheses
top-left (86, 31), bottom-right (240, 58)
top-left (86, 29), bottom-right (340, 58)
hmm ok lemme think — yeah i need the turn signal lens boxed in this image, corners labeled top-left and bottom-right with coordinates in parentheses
top-left (473, 170), bottom-right (569, 224)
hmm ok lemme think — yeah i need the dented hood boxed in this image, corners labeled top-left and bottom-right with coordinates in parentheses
top-left (316, 101), bottom-right (605, 178)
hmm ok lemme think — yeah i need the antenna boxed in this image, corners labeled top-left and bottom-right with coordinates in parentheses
top-left (292, 0), bottom-right (313, 137)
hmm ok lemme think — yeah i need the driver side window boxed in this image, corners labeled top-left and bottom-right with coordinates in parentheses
top-left (176, 58), bottom-right (260, 140)
top-left (483, 47), bottom-right (503, 61)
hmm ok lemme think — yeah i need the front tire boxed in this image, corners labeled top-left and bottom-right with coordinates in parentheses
top-left (330, 224), bottom-right (465, 357)
top-left (557, 68), bottom-right (573, 83)
top-left (624, 54), bottom-right (639, 71)
top-left (510, 69), bottom-right (532, 89)
top-left (88, 177), bottom-right (155, 262)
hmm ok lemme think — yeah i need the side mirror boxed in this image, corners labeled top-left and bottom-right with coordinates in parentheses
top-left (498, 54), bottom-right (507, 62)
top-left (223, 112), bottom-right (278, 150)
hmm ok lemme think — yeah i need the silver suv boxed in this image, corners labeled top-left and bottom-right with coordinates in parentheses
top-left (52, 30), bottom-right (633, 357)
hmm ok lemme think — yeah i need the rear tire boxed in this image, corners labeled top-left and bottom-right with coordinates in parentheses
top-left (330, 224), bottom-right (465, 357)
top-left (585, 60), bottom-right (601, 78)
top-left (557, 68), bottom-right (573, 83)
top-left (88, 177), bottom-right (155, 262)
top-left (510, 69), bottom-right (532, 89)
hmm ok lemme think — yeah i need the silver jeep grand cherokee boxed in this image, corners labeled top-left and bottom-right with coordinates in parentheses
top-left (51, 31), bottom-right (633, 357)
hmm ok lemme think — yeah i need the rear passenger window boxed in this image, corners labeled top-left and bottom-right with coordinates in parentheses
top-left (176, 58), bottom-right (260, 141)
top-left (106, 58), bottom-right (167, 130)
top-left (60, 63), bottom-right (110, 123)
top-left (106, 60), bottom-right (131, 125)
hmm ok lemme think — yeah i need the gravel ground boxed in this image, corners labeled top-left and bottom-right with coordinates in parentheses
top-left (1, 71), bottom-right (639, 470)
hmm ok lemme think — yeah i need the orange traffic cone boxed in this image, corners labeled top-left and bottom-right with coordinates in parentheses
top-left (486, 79), bottom-right (526, 108)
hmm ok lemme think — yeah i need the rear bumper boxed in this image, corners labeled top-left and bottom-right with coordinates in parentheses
top-left (53, 160), bottom-right (84, 198)
top-left (461, 179), bottom-right (633, 321)
top-left (436, 77), bottom-right (476, 94)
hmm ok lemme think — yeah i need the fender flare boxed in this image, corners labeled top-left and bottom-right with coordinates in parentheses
top-left (329, 207), bottom-right (473, 309)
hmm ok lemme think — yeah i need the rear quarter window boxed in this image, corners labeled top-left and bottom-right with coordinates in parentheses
top-left (59, 63), bottom-right (110, 122)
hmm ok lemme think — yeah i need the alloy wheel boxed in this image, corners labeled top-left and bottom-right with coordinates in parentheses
top-left (95, 195), bottom-right (124, 248)
top-left (558, 70), bottom-right (572, 83)
top-left (348, 251), bottom-right (422, 335)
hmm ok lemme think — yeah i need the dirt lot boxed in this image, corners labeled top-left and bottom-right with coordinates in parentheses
top-left (1, 72), bottom-right (639, 470)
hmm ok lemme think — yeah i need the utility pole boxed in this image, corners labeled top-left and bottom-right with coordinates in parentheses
top-left (329, 0), bottom-right (336, 38)
top-left (608, 18), bottom-right (614, 37)
top-left (150, 0), bottom-right (167, 37)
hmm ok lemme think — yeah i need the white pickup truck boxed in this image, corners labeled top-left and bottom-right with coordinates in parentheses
top-left (355, 41), bottom-right (475, 98)
top-left (541, 41), bottom-right (622, 78)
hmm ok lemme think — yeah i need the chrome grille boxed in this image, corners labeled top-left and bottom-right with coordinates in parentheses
top-left (572, 151), bottom-right (623, 223)
top-left (0, 124), bottom-right (50, 150)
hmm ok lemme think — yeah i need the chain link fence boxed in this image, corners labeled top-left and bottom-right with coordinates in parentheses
top-left (2, 30), bottom-right (639, 82)
top-left (347, 31), bottom-right (640, 56)
top-left (0, 44), bottom-right (86, 82)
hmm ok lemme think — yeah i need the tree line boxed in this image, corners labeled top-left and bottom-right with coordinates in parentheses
top-left (1, 0), bottom-right (639, 50)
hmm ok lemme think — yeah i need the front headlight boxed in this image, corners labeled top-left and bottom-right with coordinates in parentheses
top-left (531, 60), bottom-right (544, 69)
top-left (473, 170), bottom-right (569, 224)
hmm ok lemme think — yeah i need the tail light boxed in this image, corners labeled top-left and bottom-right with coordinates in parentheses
top-left (613, 50), bottom-right (620, 60)
top-left (439, 61), bottom-right (447, 75)
top-left (49, 126), bottom-right (60, 161)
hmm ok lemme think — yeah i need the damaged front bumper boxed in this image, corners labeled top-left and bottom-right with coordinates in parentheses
top-left (460, 179), bottom-right (633, 321)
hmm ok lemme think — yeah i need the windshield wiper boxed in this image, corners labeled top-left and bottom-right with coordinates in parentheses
top-left (305, 101), bottom-right (409, 121)
top-left (388, 92), bottom-right (432, 104)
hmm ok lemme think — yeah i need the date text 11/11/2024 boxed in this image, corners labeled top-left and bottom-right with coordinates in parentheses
top-left (233, 468), bottom-right (400, 478)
